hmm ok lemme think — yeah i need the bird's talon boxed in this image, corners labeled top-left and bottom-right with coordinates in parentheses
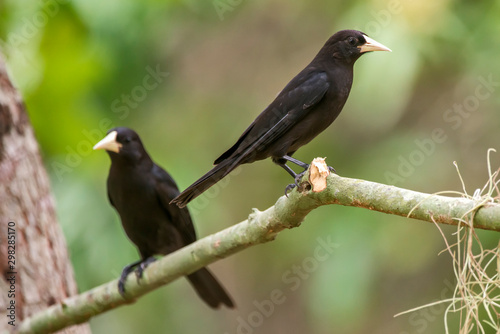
top-left (328, 166), bottom-right (337, 174)
top-left (135, 257), bottom-right (156, 282)
top-left (135, 267), bottom-right (144, 280)
top-left (117, 261), bottom-right (139, 296)
top-left (118, 280), bottom-right (126, 296)
top-left (284, 183), bottom-right (296, 197)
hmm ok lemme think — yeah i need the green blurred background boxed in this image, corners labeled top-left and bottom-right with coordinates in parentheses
top-left (2, 0), bottom-right (499, 333)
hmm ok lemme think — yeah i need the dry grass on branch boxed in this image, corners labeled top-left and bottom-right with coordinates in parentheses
top-left (396, 149), bottom-right (500, 334)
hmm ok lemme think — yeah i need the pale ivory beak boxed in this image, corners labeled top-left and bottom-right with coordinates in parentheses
top-left (359, 35), bottom-right (392, 53)
top-left (93, 131), bottom-right (122, 153)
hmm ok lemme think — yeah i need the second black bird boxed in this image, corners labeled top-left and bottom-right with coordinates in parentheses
top-left (172, 30), bottom-right (391, 208)
top-left (94, 127), bottom-right (234, 309)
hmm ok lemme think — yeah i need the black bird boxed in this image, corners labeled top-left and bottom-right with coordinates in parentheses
top-left (171, 30), bottom-right (390, 208)
top-left (93, 127), bottom-right (234, 309)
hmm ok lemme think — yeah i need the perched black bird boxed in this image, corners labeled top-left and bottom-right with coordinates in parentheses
top-left (93, 127), bottom-right (234, 309)
top-left (171, 30), bottom-right (390, 208)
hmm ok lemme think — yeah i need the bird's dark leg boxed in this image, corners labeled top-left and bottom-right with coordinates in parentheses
top-left (273, 156), bottom-right (310, 197)
top-left (278, 161), bottom-right (299, 178)
top-left (118, 259), bottom-right (142, 295)
top-left (282, 155), bottom-right (310, 195)
top-left (282, 155), bottom-right (310, 170)
top-left (284, 154), bottom-right (338, 174)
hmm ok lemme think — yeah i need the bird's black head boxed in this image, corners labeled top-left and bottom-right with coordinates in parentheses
top-left (319, 30), bottom-right (391, 65)
top-left (93, 127), bottom-right (148, 163)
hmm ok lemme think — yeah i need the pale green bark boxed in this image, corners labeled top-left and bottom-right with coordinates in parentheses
top-left (12, 173), bottom-right (500, 334)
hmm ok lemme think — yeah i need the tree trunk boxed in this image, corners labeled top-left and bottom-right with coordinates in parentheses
top-left (0, 55), bottom-right (91, 333)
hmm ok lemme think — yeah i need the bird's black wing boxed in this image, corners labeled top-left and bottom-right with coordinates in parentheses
top-left (152, 164), bottom-right (197, 244)
top-left (216, 71), bottom-right (330, 169)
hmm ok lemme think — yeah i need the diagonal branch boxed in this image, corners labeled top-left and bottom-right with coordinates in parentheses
top-left (13, 166), bottom-right (500, 334)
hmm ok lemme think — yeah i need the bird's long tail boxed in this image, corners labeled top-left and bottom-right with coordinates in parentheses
top-left (187, 267), bottom-right (234, 309)
top-left (171, 158), bottom-right (238, 208)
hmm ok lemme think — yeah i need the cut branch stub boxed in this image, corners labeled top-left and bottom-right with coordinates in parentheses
top-left (308, 157), bottom-right (330, 192)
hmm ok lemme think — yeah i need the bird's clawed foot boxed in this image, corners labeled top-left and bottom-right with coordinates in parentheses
top-left (135, 257), bottom-right (157, 279)
top-left (328, 165), bottom-right (337, 174)
top-left (279, 156), bottom-right (338, 197)
top-left (284, 183), bottom-right (296, 197)
top-left (118, 261), bottom-right (139, 296)
top-left (284, 170), bottom-right (309, 197)
top-left (118, 257), bottom-right (157, 296)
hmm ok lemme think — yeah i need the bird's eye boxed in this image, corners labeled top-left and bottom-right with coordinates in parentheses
top-left (347, 37), bottom-right (357, 46)
top-left (124, 137), bottom-right (132, 143)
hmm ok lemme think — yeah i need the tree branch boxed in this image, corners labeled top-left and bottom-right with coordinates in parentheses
top-left (14, 166), bottom-right (500, 333)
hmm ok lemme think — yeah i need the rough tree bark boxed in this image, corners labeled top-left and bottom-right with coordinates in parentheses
top-left (0, 55), bottom-right (91, 333)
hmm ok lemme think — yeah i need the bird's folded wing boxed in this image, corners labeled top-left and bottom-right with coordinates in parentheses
top-left (153, 165), bottom-right (198, 243)
top-left (226, 71), bottom-right (330, 170)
